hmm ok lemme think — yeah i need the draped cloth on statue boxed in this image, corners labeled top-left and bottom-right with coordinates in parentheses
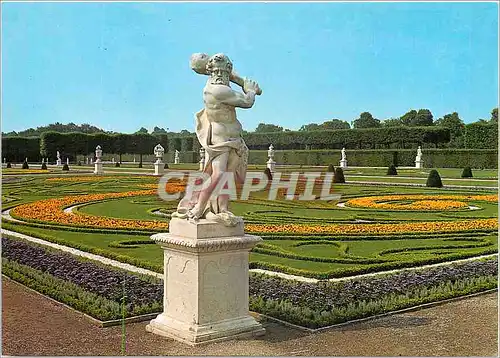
top-left (175, 108), bottom-right (248, 219)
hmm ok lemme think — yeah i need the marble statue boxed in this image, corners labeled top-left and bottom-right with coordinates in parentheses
top-left (173, 53), bottom-right (261, 226)
top-left (267, 144), bottom-right (276, 172)
top-left (56, 151), bottom-right (62, 166)
top-left (340, 147), bottom-right (348, 168)
top-left (415, 146), bottom-right (424, 168)
top-left (416, 146), bottom-right (422, 161)
top-left (174, 150), bottom-right (180, 164)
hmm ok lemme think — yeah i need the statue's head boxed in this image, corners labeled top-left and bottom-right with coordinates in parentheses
top-left (206, 53), bottom-right (232, 86)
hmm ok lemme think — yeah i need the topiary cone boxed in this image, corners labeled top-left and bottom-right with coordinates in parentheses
top-left (426, 169), bottom-right (443, 187)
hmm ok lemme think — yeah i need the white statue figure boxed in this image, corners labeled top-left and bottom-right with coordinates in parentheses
top-left (199, 147), bottom-right (205, 171)
top-left (416, 146), bottom-right (422, 161)
top-left (174, 149), bottom-right (180, 164)
top-left (95, 145), bottom-right (102, 161)
top-left (94, 145), bottom-right (103, 174)
top-left (173, 53), bottom-right (261, 225)
top-left (56, 151), bottom-right (62, 166)
top-left (154, 144), bottom-right (165, 162)
top-left (415, 146), bottom-right (423, 168)
top-left (340, 147), bottom-right (347, 168)
top-left (267, 144), bottom-right (276, 172)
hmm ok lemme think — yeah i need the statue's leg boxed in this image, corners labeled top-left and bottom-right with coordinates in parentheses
top-left (218, 149), bottom-right (240, 213)
top-left (190, 152), bottom-right (229, 218)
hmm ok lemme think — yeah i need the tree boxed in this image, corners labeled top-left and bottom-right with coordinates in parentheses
top-left (400, 110), bottom-right (418, 126)
top-left (491, 108), bottom-right (498, 123)
top-left (299, 123), bottom-right (321, 131)
top-left (320, 119), bottom-right (350, 130)
top-left (382, 118), bottom-right (403, 127)
top-left (255, 123), bottom-right (284, 133)
top-left (401, 109), bottom-right (433, 126)
top-left (152, 126), bottom-right (167, 134)
top-left (352, 112), bottom-right (381, 129)
top-left (299, 119), bottom-right (349, 131)
top-left (414, 109), bottom-right (434, 126)
top-left (136, 127), bottom-right (149, 134)
top-left (435, 112), bottom-right (464, 139)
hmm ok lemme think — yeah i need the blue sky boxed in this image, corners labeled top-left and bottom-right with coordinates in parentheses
top-left (1, 2), bottom-right (498, 134)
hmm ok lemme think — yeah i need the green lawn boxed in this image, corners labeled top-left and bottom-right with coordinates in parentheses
top-left (2, 171), bottom-right (497, 278)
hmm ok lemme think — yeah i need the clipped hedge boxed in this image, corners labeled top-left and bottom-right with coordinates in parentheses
top-left (247, 149), bottom-right (498, 168)
top-left (242, 126), bottom-right (450, 150)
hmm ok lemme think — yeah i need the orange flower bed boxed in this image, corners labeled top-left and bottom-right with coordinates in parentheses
top-left (345, 194), bottom-right (498, 211)
top-left (9, 191), bottom-right (498, 235)
top-left (46, 175), bottom-right (153, 182)
top-left (246, 218), bottom-right (497, 235)
top-left (10, 190), bottom-right (169, 231)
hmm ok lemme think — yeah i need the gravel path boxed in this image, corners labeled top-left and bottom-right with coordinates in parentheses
top-left (2, 278), bottom-right (498, 356)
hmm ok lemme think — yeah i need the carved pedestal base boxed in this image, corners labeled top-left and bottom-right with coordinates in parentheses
top-left (154, 162), bottom-right (164, 175)
top-left (94, 162), bottom-right (103, 175)
top-left (146, 218), bottom-right (265, 345)
top-left (56, 159), bottom-right (62, 166)
top-left (339, 159), bottom-right (347, 168)
top-left (415, 160), bottom-right (424, 169)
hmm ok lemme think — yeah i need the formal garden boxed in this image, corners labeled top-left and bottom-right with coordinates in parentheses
top-left (2, 152), bottom-right (498, 329)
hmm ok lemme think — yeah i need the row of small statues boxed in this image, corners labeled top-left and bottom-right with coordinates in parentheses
top-left (5, 145), bottom-right (425, 168)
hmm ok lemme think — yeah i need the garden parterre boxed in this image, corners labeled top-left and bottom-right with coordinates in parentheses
top-left (2, 173), bottom-right (498, 278)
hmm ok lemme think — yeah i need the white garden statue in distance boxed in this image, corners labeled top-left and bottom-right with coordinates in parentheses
top-left (174, 149), bottom-right (180, 164)
top-left (340, 147), bottom-right (348, 168)
top-left (415, 146), bottom-right (424, 168)
top-left (56, 151), bottom-right (62, 166)
top-left (154, 144), bottom-right (165, 175)
top-left (267, 144), bottom-right (276, 173)
top-left (93, 145), bottom-right (103, 175)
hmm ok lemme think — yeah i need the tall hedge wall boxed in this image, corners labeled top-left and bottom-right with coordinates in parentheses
top-left (1, 137), bottom-right (40, 162)
top-left (464, 123), bottom-right (498, 149)
top-left (248, 149), bottom-right (498, 168)
top-left (242, 126), bottom-right (451, 150)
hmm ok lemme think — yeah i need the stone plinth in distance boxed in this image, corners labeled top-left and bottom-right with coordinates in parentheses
top-left (154, 162), bottom-right (165, 175)
top-left (94, 162), bottom-right (103, 175)
top-left (415, 160), bottom-right (424, 169)
top-left (339, 159), bottom-right (347, 168)
top-left (146, 218), bottom-right (265, 345)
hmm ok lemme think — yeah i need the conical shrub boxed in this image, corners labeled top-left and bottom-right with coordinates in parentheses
top-left (22, 161), bottom-right (29, 169)
top-left (327, 164), bottom-right (335, 172)
top-left (41, 162), bottom-right (48, 170)
top-left (62, 163), bottom-right (70, 171)
top-left (387, 164), bottom-right (398, 176)
top-left (333, 167), bottom-right (345, 183)
top-left (426, 169), bottom-right (443, 187)
top-left (115, 162), bottom-right (120, 167)
top-left (6, 162), bottom-right (12, 168)
top-left (461, 167), bottom-right (473, 178)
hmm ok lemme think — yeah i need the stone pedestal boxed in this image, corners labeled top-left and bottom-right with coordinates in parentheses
top-left (266, 159), bottom-right (276, 173)
top-left (339, 159), bottom-right (347, 168)
top-left (146, 218), bottom-right (265, 345)
top-left (56, 159), bottom-right (62, 166)
top-left (154, 161), bottom-right (165, 175)
top-left (94, 161), bottom-right (103, 175)
top-left (415, 159), bottom-right (423, 169)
